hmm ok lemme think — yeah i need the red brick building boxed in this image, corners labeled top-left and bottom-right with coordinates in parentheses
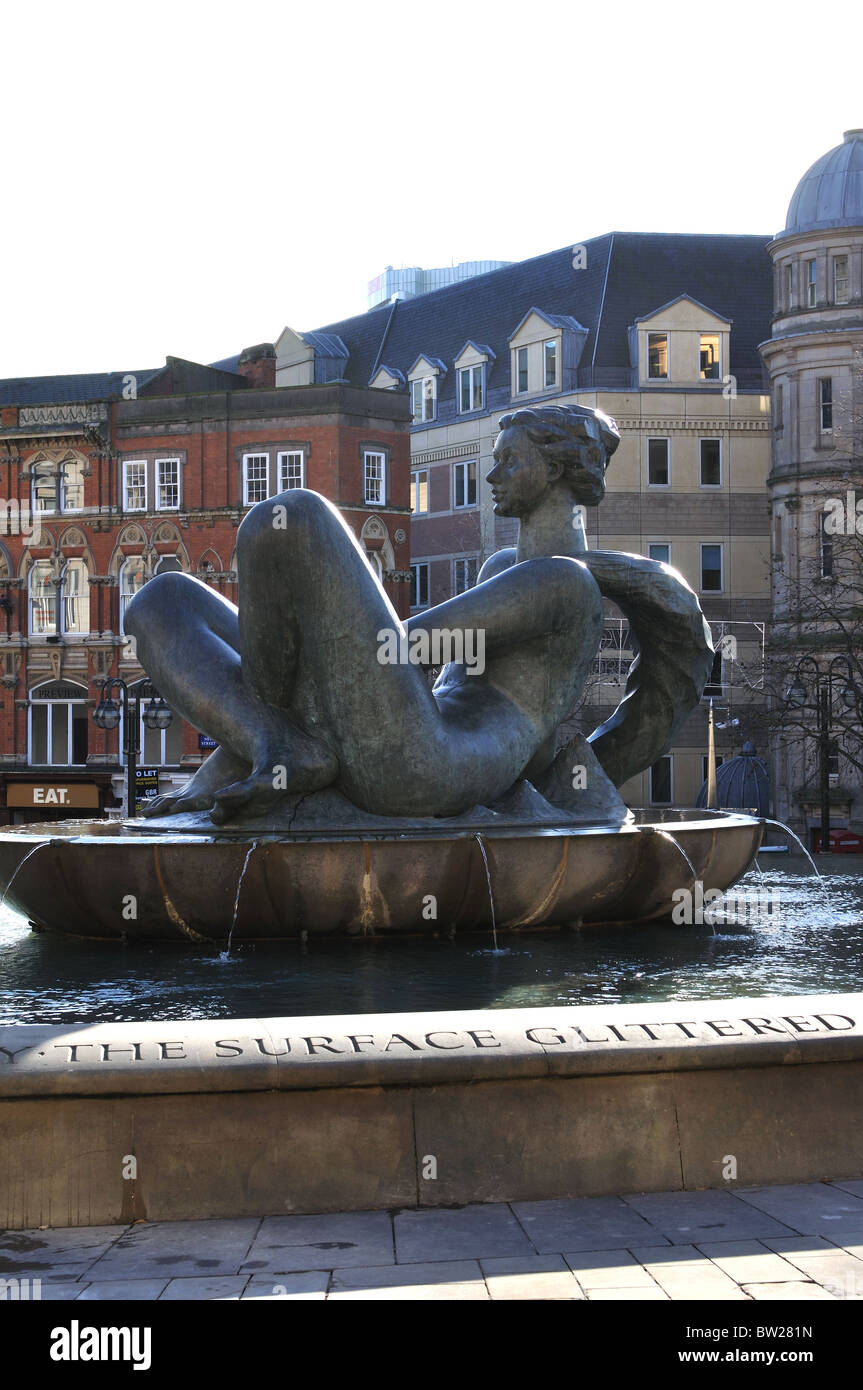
top-left (0, 347), bottom-right (412, 822)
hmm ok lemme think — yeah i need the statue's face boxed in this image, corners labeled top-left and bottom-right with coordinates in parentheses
top-left (487, 426), bottom-right (552, 516)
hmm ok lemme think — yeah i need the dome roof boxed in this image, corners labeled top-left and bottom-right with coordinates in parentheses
top-left (782, 130), bottom-right (863, 237)
top-left (695, 742), bottom-right (770, 817)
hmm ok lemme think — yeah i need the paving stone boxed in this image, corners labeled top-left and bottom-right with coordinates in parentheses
top-left (329, 1260), bottom-right (488, 1300)
top-left (76, 1279), bottom-right (169, 1300)
top-left (1, 1281), bottom-right (89, 1301)
top-left (564, 1248), bottom-right (657, 1289)
top-left (242, 1273), bottom-right (329, 1300)
top-left (588, 1286), bottom-right (669, 1300)
top-left (735, 1183), bottom-right (863, 1233)
top-left (0, 1225), bottom-right (125, 1280)
top-left (636, 1246), bottom-right (749, 1300)
top-left (630, 1244), bottom-right (714, 1265)
top-left (743, 1281), bottom-right (836, 1300)
top-left (159, 1276), bottom-right (250, 1300)
top-left (761, 1236), bottom-right (863, 1294)
top-left (479, 1254), bottom-right (583, 1300)
top-left (511, 1196), bottom-right (666, 1254)
top-left (830, 1180), bottom-right (863, 1200)
top-left (240, 1211), bottom-right (393, 1274)
top-left (696, 1239), bottom-right (811, 1283)
top-left (86, 1218), bottom-right (260, 1279)
top-left (622, 1189), bottom-right (795, 1242)
top-left (394, 1204), bottom-right (532, 1263)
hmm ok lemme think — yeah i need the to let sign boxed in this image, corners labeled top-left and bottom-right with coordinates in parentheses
top-left (7, 783), bottom-right (100, 809)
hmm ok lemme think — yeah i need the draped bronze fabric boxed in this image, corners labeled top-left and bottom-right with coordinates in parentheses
top-left (581, 551), bottom-right (714, 788)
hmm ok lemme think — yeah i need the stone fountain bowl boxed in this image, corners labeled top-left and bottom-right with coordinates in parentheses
top-left (0, 809), bottom-right (763, 942)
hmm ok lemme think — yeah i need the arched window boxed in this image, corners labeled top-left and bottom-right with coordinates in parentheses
top-left (31, 461), bottom-right (57, 514)
top-left (29, 560), bottom-right (90, 636)
top-left (156, 555), bottom-right (182, 574)
top-left (60, 456), bottom-right (84, 511)
top-left (29, 562), bottom-right (55, 634)
top-left (120, 557), bottom-right (146, 633)
top-left (29, 680), bottom-right (89, 766)
top-left (63, 560), bottom-right (90, 633)
top-left (29, 456), bottom-right (84, 513)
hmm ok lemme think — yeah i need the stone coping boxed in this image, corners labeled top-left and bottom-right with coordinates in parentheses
top-left (1, 994), bottom-right (860, 1099)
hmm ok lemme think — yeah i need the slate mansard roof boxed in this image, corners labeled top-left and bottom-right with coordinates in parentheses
top-left (0, 369), bottom-right (158, 408)
top-left (307, 232), bottom-right (773, 420)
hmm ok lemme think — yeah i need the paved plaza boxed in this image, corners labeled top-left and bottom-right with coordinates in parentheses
top-left (3, 1181), bottom-right (863, 1301)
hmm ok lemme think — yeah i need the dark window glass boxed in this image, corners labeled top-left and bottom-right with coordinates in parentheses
top-left (701, 544), bottom-right (722, 591)
top-left (700, 439), bottom-right (721, 486)
top-left (650, 756), bottom-right (672, 804)
top-left (648, 439), bottom-right (669, 485)
top-left (648, 333), bottom-right (668, 378)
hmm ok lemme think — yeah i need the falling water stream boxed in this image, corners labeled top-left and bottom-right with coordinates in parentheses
top-left (0, 841), bottom-right (51, 914)
top-left (221, 841), bottom-right (259, 960)
top-left (760, 819), bottom-right (825, 882)
top-left (473, 833), bottom-right (502, 953)
top-left (655, 829), bottom-right (698, 884)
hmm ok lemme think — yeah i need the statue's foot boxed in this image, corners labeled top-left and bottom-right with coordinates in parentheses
top-left (210, 734), bottom-right (338, 824)
top-left (140, 746), bottom-right (250, 819)
top-left (142, 789), bottom-right (220, 818)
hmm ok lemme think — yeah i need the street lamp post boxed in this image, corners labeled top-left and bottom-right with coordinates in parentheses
top-left (785, 656), bottom-right (860, 854)
top-left (93, 678), bottom-right (173, 818)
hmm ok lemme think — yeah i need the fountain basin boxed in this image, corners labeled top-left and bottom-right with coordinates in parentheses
top-left (0, 810), bottom-right (763, 941)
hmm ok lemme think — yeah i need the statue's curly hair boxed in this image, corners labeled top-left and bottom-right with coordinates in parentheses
top-left (497, 403), bottom-right (620, 505)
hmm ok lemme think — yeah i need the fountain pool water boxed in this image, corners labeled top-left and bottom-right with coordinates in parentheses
top-left (2, 858), bottom-right (861, 1026)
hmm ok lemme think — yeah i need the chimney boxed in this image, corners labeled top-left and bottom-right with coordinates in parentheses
top-left (237, 343), bottom-right (276, 389)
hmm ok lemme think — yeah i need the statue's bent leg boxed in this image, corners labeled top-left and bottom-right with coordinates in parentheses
top-left (211, 489), bottom-right (447, 818)
top-left (125, 571), bottom-right (336, 818)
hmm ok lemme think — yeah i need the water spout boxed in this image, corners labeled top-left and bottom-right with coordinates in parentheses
top-left (759, 818), bottom-right (834, 921)
top-left (0, 841), bottom-right (51, 914)
top-left (655, 829), bottom-right (698, 886)
top-left (222, 841), bottom-right (258, 959)
top-left (759, 819), bottom-right (823, 880)
top-left (653, 829), bottom-right (714, 933)
top-left (473, 833), bottom-right (501, 952)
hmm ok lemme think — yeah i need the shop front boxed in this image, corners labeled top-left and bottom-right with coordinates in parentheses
top-left (2, 775), bottom-right (117, 825)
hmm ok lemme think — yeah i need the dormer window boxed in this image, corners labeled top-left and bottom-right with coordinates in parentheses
top-left (407, 355), bottom-right (445, 425)
top-left (648, 333), bottom-right (668, 379)
top-left (544, 340), bottom-right (558, 388)
top-left (632, 297), bottom-right (730, 387)
top-left (516, 347), bottom-right (528, 393)
top-left (411, 377), bottom-right (436, 423)
top-left (508, 309), bottom-right (586, 400)
top-left (699, 334), bottom-right (720, 380)
top-left (454, 341), bottom-right (493, 415)
top-left (459, 364), bottom-right (484, 412)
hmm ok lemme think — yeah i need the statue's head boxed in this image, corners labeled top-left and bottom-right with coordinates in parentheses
top-left (488, 404), bottom-right (620, 515)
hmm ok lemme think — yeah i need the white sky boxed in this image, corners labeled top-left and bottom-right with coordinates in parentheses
top-left (1, 0), bottom-right (861, 379)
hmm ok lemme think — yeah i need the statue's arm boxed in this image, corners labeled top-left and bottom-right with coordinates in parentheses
top-left (476, 548), bottom-right (517, 585)
top-left (579, 551), bottom-right (714, 788)
top-left (404, 548), bottom-right (518, 643)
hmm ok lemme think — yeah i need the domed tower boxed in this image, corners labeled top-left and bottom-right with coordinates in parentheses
top-left (761, 130), bottom-right (863, 837)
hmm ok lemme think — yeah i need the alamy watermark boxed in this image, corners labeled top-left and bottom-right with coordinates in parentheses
top-left (671, 880), bottom-right (781, 926)
top-left (0, 499), bottom-right (40, 544)
top-left (823, 491), bottom-right (863, 535)
top-left (377, 627), bottom-right (486, 675)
